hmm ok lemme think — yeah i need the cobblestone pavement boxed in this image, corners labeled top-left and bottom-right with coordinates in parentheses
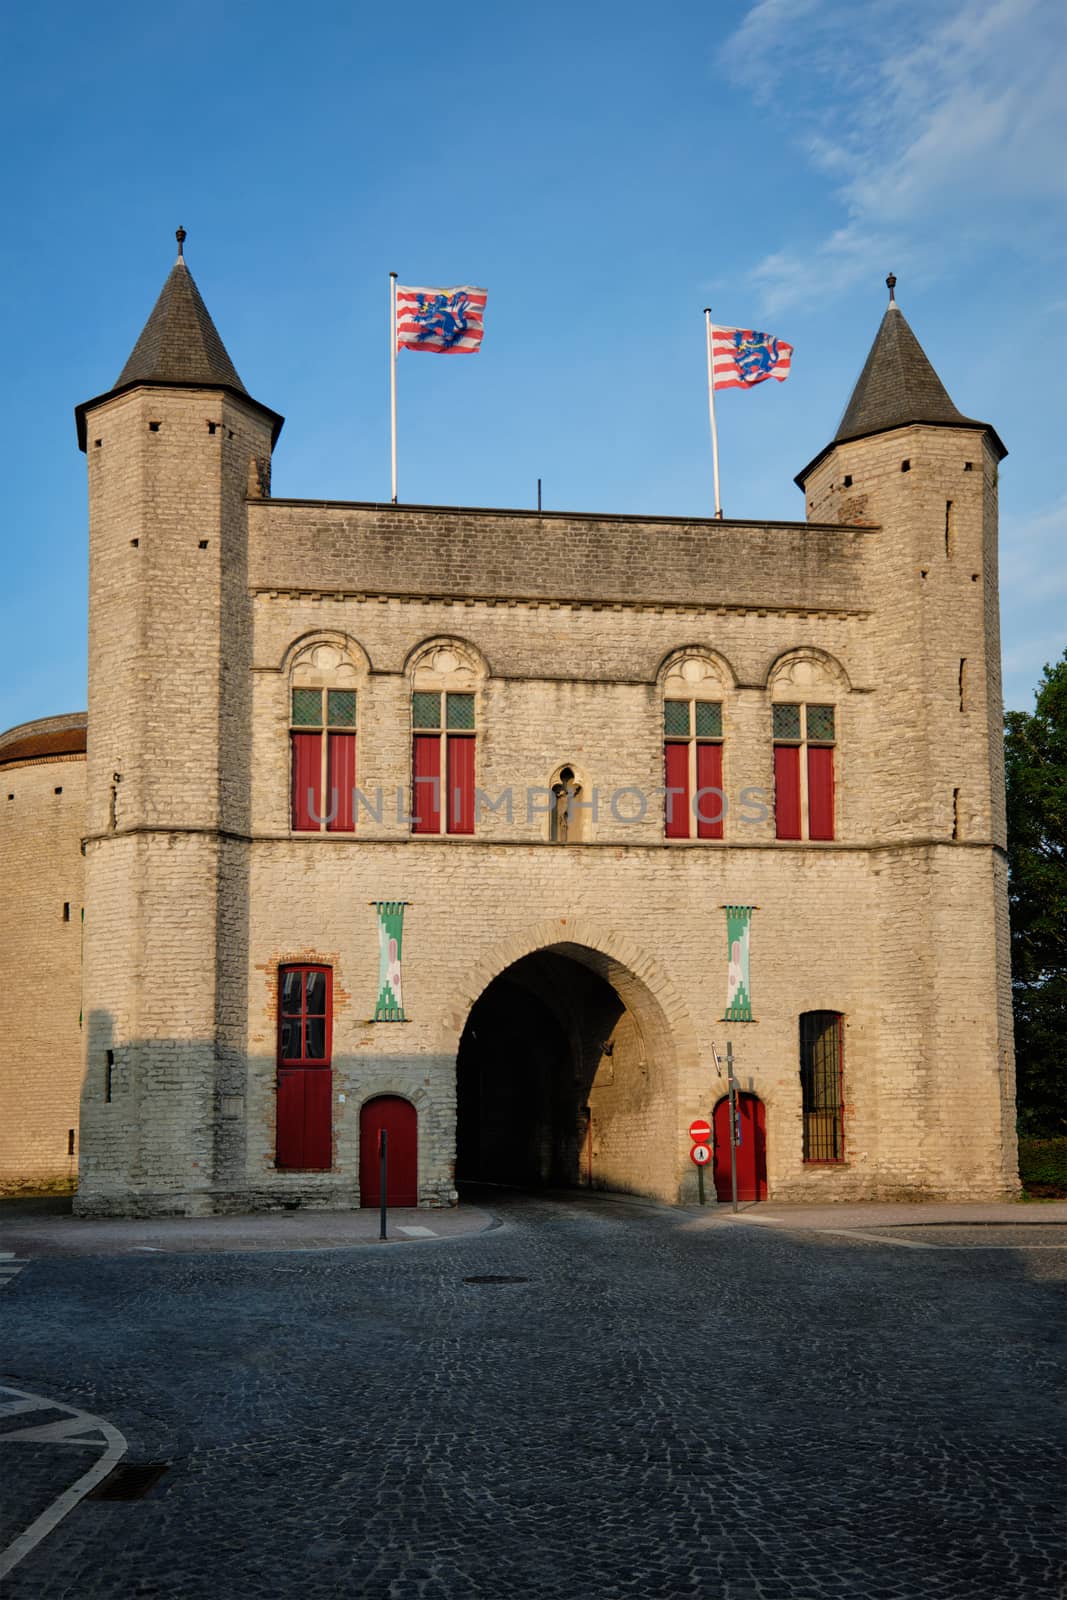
top-left (1, 1189), bottom-right (1064, 1599)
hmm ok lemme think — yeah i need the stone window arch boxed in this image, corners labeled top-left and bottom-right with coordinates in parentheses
top-left (660, 652), bottom-right (730, 841)
top-left (288, 636), bottom-right (368, 833)
top-left (407, 640), bottom-right (487, 836)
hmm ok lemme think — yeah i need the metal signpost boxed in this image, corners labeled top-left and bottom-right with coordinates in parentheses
top-left (689, 1118), bottom-right (712, 1206)
top-left (726, 1040), bottom-right (739, 1214)
top-left (378, 1127), bottom-right (388, 1241)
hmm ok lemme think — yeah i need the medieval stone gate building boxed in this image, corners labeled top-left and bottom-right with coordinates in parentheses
top-left (0, 239), bottom-right (1018, 1212)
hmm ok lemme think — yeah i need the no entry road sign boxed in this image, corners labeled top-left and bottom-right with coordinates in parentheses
top-left (690, 1143), bottom-right (711, 1166)
top-left (688, 1119), bottom-right (712, 1143)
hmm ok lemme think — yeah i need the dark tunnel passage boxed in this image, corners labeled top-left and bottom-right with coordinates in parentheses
top-left (456, 944), bottom-right (667, 1195)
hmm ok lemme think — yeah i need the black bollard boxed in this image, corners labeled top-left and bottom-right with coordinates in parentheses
top-left (379, 1127), bottom-right (388, 1241)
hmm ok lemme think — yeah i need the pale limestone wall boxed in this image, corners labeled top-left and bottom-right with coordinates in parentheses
top-left (77, 836), bottom-right (1015, 1214)
top-left (67, 382), bottom-right (1017, 1214)
top-left (77, 383), bottom-right (275, 1216)
top-left (0, 750), bottom-right (85, 1188)
top-left (247, 592), bottom-right (873, 846)
top-left (804, 423), bottom-right (1016, 1185)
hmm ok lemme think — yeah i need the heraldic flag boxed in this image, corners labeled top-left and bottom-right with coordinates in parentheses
top-left (711, 326), bottom-right (793, 391)
top-left (396, 285), bottom-right (487, 353)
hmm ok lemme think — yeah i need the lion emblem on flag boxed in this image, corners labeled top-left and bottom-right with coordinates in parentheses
top-left (732, 329), bottom-right (780, 385)
top-left (412, 290), bottom-right (471, 349)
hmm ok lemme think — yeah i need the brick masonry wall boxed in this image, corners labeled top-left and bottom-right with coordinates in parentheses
top-left (0, 751), bottom-right (85, 1188)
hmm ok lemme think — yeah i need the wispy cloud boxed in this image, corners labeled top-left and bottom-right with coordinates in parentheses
top-left (720, 0), bottom-right (1067, 313)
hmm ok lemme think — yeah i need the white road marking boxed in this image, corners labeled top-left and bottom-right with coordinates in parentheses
top-left (397, 1225), bottom-right (437, 1238)
top-left (714, 1216), bottom-right (1067, 1250)
top-left (0, 1398), bottom-right (50, 1419)
top-left (0, 1385), bottom-right (127, 1581)
top-left (818, 1228), bottom-right (942, 1250)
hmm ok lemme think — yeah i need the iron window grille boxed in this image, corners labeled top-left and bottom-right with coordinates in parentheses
top-left (799, 1010), bottom-right (844, 1162)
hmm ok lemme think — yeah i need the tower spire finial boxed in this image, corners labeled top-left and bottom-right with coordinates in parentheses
top-left (176, 226), bottom-right (187, 259)
top-left (886, 271), bottom-right (897, 305)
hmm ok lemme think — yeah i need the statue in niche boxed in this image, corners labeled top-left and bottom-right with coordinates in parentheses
top-left (550, 767), bottom-right (581, 844)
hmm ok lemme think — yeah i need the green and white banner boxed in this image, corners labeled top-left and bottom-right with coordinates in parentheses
top-left (724, 905), bottom-right (754, 1022)
top-left (374, 901), bottom-right (407, 1022)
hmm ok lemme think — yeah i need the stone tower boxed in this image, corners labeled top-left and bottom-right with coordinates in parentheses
top-left (796, 276), bottom-right (1017, 1193)
top-left (74, 231), bottom-right (283, 1215)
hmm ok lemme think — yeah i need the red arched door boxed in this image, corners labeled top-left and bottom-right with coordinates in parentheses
top-left (713, 1093), bottom-right (767, 1202)
top-left (360, 1096), bottom-right (418, 1207)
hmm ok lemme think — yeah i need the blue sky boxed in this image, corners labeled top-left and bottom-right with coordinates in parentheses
top-left (1, 0), bottom-right (1063, 729)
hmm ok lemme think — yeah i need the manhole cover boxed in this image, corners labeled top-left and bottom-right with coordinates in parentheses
top-left (88, 1462), bottom-right (169, 1500)
top-left (463, 1275), bottom-right (529, 1285)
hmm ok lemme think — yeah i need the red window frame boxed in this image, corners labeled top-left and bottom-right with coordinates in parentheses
top-left (411, 691), bottom-right (476, 836)
top-left (276, 964), bottom-right (333, 1171)
top-left (773, 703), bottom-right (835, 841)
top-left (663, 698), bottom-right (724, 841)
top-left (289, 689), bottom-right (357, 835)
top-left (278, 964), bottom-right (332, 1065)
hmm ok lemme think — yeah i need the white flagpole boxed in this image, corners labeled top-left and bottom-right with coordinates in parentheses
top-left (390, 272), bottom-right (398, 504)
top-left (703, 307), bottom-right (722, 519)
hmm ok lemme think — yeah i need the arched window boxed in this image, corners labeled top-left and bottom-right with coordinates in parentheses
top-left (662, 655), bottom-right (726, 840)
top-left (288, 638), bottom-right (364, 833)
top-left (799, 1010), bottom-right (844, 1162)
top-left (409, 642), bottom-right (484, 836)
top-left (769, 652), bottom-right (845, 841)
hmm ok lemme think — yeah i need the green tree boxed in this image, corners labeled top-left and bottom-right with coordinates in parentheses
top-left (1005, 648), bottom-right (1067, 1134)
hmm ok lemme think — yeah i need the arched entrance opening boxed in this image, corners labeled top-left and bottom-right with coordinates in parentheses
top-left (456, 942), bottom-right (680, 1202)
top-left (712, 1093), bottom-right (767, 1202)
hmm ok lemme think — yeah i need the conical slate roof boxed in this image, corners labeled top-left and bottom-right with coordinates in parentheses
top-left (75, 230), bottom-right (283, 451)
top-left (795, 282), bottom-right (1005, 485)
top-left (834, 303), bottom-right (978, 443)
top-left (115, 255), bottom-right (248, 393)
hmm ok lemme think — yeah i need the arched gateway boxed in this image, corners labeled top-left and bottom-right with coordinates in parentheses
top-left (451, 925), bottom-right (699, 1204)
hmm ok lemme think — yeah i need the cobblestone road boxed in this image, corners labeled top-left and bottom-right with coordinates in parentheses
top-left (1, 1191), bottom-right (1064, 1599)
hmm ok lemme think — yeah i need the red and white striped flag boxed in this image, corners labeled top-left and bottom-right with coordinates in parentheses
top-left (396, 285), bottom-right (487, 354)
top-left (711, 326), bottom-right (793, 391)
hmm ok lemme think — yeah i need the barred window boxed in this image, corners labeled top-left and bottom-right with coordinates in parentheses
top-left (800, 1011), bottom-right (844, 1162)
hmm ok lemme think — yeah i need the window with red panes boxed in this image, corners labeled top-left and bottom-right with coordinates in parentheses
top-left (773, 703), bottom-right (835, 840)
top-left (411, 690), bottom-right (476, 835)
top-left (290, 688), bottom-right (357, 833)
top-left (663, 698), bottom-right (724, 840)
top-left (276, 965), bottom-right (332, 1170)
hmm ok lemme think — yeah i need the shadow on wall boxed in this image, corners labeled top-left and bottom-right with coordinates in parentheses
top-left (78, 973), bottom-right (686, 1216)
top-left (78, 1008), bottom-right (462, 1218)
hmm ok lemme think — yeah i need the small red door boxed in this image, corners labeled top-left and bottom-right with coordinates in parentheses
top-left (713, 1093), bottom-right (768, 1202)
top-left (360, 1096), bottom-right (418, 1207)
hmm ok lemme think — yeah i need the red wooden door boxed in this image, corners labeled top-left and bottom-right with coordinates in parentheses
top-left (276, 1069), bottom-right (333, 1169)
top-left (713, 1093), bottom-right (767, 1202)
top-left (360, 1096), bottom-right (418, 1207)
